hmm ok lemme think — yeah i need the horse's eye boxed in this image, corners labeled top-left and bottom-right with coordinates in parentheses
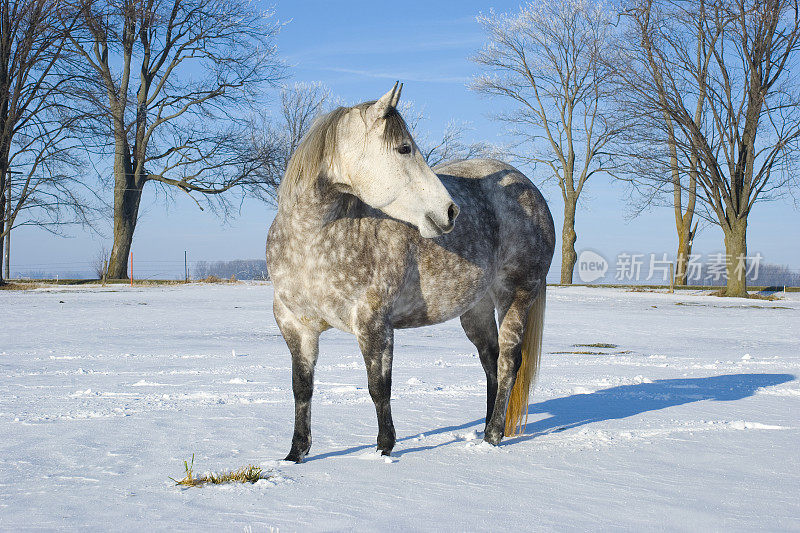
top-left (397, 144), bottom-right (411, 155)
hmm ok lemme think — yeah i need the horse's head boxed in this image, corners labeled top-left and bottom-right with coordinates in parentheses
top-left (330, 83), bottom-right (459, 238)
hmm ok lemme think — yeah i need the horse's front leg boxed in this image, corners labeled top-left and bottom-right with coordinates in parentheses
top-left (274, 297), bottom-right (321, 463)
top-left (356, 319), bottom-right (396, 456)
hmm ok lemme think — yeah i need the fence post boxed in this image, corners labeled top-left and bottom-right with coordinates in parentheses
top-left (185, 250), bottom-right (188, 283)
top-left (129, 251), bottom-right (133, 287)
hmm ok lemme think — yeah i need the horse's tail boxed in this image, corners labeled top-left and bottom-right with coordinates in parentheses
top-left (504, 283), bottom-right (546, 437)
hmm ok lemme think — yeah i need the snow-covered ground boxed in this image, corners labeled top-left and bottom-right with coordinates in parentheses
top-left (1, 283), bottom-right (798, 531)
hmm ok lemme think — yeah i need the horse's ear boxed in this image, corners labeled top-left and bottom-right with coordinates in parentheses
top-left (390, 83), bottom-right (403, 108)
top-left (367, 81), bottom-right (400, 123)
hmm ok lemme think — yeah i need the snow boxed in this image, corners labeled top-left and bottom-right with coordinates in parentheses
top-left (1, 283), bottom-right (798, 530)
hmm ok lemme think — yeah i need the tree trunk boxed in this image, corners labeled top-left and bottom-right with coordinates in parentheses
top-left (675, 231), bottom-right (689, 286)
top-left (4, 178), bottom-right (10, 280)
top-left (0, 224), bottom-right (5, 285)
top-left (0, 165), bottom-right (6, 284)
top-left (723, 217), bottom-right (748, 297)
top-left (107, 146), bottom-right (143, 279)
top-left (560, 197), bottom-right (578, 284)
top-left (672, 159), bottom-right (697, 287)
top-left (108, 185), bottom-right (143, 279)
top-left (674, 221), bottom-right (695, 286)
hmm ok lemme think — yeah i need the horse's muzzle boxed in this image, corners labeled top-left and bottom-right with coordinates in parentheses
top-left (425, 202), bottom-right (460, 235)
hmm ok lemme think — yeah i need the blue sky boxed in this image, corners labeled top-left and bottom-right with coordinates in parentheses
top-left (10, 0), bottom-right (800, 279)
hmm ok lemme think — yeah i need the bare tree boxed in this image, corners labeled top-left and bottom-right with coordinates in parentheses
top-left (615, 114), bottom-right (701, 285)
top-left (0, 0), bottom-right (90, 283)
top-left (472, 0), bottom-right (620, 284)
top-left (614, 0), bottom-right (716, 285)
top-left (67, 0), bottom-right (283, 279)
top-left (619, 0), bottom-right (800, 296)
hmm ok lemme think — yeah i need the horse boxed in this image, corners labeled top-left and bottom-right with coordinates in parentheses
top-left (266, 83), bottom-right (555, 462)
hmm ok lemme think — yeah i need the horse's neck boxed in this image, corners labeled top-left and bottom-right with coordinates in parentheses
top-left (277, 178), bottom-right (359, 233)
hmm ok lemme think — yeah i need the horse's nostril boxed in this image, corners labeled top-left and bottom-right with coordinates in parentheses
top-left (447, 202), bottom-right (459, 225)
top-left (426, 203), bottom-right (459, 235)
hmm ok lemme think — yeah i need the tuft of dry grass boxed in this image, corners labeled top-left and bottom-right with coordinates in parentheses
top-left (748, 292), bottom-right (781, 301)
top-left (550, 343), bottom-right (631, 356)
top-left (171, 455), bottom-right (270, 487)
top-left (710, 289), bottom-right (783, 300)
top-left (627, 286), bottom-right (650, 292)
top-left (575, 343), bottom-right (618, 349)
top-left (196, 275), bottom-right (239, 284)
top-left (551, 350), bottom-right (607, 355)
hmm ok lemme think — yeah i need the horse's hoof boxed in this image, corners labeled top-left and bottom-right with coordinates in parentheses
top-left (380, 449), bottom-right (392, 457)
top-left (284, 448), bottom-right (309, 463)
top-left (483, 432), bottom-right (502, 446)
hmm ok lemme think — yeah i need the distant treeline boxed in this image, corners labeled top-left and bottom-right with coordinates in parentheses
top-left (193, 259), bottom-right (798, 286)
top-left (568, 259), bottom-right (800, 287)
top-left (193, 260), bottom-right (269, 280)
top-left (678, 261), bottom-right (800, 287)
top-left (705, 262), bottom-right (800, 288)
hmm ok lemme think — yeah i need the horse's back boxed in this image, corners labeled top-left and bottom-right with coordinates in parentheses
top-left (434, 158), bottom-right (516, 180)
top-left (435, 159), bottom-right (549, 224)
top-left (435, 159), bottom-right (555, 281)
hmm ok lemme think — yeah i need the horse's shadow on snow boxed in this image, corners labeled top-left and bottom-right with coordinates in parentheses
top-left (306, 373), bottom-right (794, 461)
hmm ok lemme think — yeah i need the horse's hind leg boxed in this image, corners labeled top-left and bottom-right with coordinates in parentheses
top-left (460, 295), bottom-right (499, 430)
top-left (274, 297), bottom-right (321, 463)
top-left (484, 287), bottom-right (536, 445)
top-left (356, 320), bottom-right (396, 455)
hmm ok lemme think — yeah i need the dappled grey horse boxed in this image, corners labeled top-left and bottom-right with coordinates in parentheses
top-left (266, 83), bottom-right (555, 462)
